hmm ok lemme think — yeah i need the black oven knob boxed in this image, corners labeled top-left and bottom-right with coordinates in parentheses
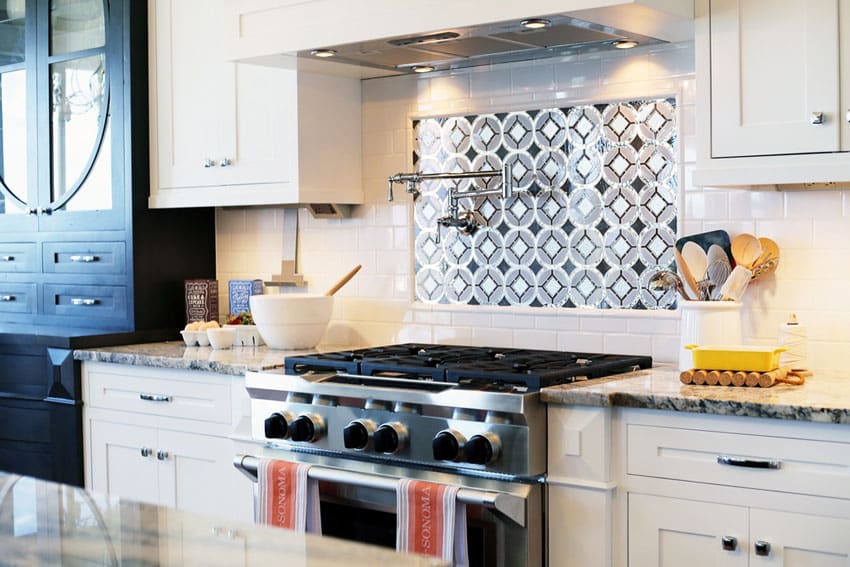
top-left (464, 432), bottom-right (502, 465)
top-left (343, 419), bottom-right (376, 450)
top-left (289, 413), bottom-right (325, 443)
top-left (264, 411), bottom-right (294, 439)
top-left (373, 422), bottom-right (408, 454)
top-left (433, 429), bottom-right (466, 461)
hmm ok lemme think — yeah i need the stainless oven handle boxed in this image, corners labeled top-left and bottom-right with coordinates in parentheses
top-left (233, 454), bottom-right (526, 527)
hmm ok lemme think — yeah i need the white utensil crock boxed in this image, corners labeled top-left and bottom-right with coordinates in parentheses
top-left (678, 301), bottom-right (743, 371)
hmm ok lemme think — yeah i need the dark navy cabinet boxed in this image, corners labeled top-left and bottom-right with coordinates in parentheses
top-left (0, 0), bottom-right (216, 486)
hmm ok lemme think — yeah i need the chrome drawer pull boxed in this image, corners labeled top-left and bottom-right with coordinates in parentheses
top-left (139, 393), bottom-right (172, 403)
top-left (717, 455), bottom-right (781, 469)
top-left (71, 298), bottom-right (99, 306)
top-left (754, 540), bottom-right (771, 556)
top-left (810, 111), bottom-right (825, 125)
top-left (0, 296), bottom-right (15, 302)
top-left (0, 255), bottom-right (14, 262)
top-left (140, 447), bottom-right (152, 458)
top-left (156, 450), bottom-right (169, 461)
top-left (69, 255), bottom-right (98, 263)
top-left (721, 536), bottom-right (738, 551)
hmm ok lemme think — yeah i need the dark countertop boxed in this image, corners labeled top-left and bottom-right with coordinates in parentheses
top-left (541, 366), bottom-right (850, 424)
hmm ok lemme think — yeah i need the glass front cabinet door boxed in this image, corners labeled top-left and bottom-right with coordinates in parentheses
top-left (0, 0), bottom-right (123, 233)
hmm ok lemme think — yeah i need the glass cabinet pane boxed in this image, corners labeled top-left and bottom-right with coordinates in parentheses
top-left (0, 0), bottom-right (26, 66)
top-left (0, 69), bottom-right (28, 215)
top-left (49, 0), bottom-right (104, 56)
top-left (50, 53), bottom-right (108, 208)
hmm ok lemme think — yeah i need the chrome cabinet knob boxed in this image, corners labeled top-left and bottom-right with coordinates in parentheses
top-left (140, 447), bottom-right (152, 458)
top-left (156, 450), bottom-right (169, 461)
top-left (27, 209), bottom-right (37, 215)
top-left (39, 207), bottom-right (52, 215)
top-left (754, 540), bottom-right (771, 556)
top-left (0, 296), bottom-right (15, 302)
top-left (721, 536), bottom-right (738, 551)
top-left (202, 159), bottom-right (214, 168)
top-left (846, 109), bottom-right (850, 124)
top-left (810, 112), bottom-right (825, 125)
top-left (219, 158), bottom-right (231, 167)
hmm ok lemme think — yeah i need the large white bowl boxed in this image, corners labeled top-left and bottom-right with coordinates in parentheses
top-left (249, 294), bottom-right (333, 350)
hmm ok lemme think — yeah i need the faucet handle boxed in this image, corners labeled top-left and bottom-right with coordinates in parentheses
top-left (501, 164), bottom-right (514, 200)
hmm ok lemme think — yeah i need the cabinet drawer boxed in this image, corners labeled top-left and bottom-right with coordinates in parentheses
top-left (42, 284), bottom-right (128, 320)
top-left (0, 243), bottom-right (37, 273)
top-left (85, 369), bottom-right (231, 423)
top-left (0, 283), bottom-right (37, 315)
top-left (42, 241), bottom-right (125, 275)
top-left (627, 424), bottom-right (850, 499)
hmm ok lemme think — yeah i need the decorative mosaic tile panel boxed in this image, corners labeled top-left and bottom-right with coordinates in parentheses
top-left (412, 98), bottom-right (678, 310)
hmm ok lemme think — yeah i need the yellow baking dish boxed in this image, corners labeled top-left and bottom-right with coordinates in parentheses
top-left (684, 344), bottom-right (788, 372)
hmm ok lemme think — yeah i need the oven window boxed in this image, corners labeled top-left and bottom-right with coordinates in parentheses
top-left (319, 500), bottom-right (497, 566)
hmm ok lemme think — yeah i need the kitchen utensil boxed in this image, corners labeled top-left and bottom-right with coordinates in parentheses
top-left (684, 344), bottom-right (788, 372)
top-left (648, 270), bottom-right (694, 301)
top-left (325, 264), bottom-right (362, 297)
top-left (731, 233), bottom-right (762, 268)
top-left (250, 294), bottom-right (333, 350)
top-left (679, 366), bottom-right (806, 387)
top-left (682, 241), bottom-right (710, 299)
top-left (705, 244), bottom-right (732, 300)
top-left (674, 248), bottom-right (700, 299)
top-left (751, 237), bottom-right (780, 277)
top-left (719, 265), bottom-right (753, 301)
top-left (675, 230), bottom-right (733, 264)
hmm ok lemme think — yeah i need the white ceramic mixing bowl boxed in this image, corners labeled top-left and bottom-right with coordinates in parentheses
top-left (249, 294), bottom-right (333, 350)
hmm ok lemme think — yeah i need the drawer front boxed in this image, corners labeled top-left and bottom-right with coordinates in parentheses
top-left (42, 241), bottom-right (125, 275)
top-left (627, 424), bottom-right (850, 499)
top-left (85, 368), bottom-right (231, 423)
top-left (42, 284), bottom-right (128, 320)
top-left (0, 243), bottom-right (38, 273)
top-left (0, 283), bottom-right (37, 315)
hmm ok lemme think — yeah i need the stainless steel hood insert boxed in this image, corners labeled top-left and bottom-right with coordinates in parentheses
top-left (297, 14), bottom-right (664, 76)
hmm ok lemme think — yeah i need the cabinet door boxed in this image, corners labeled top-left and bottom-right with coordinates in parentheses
top-left (629, 493), bottom-right (748, 567)
top-left (152, 0), bottom-right (292, 192)
top-left (156, 429), bottom-right (254, 523)
top-left (750, 508), bottom-right (850, 566)
top-left (710, 0), bottom-right (840, 157)
top-left (88, 420), bottom-right (159, 505)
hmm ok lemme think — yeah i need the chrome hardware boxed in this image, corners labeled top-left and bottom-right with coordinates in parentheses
top-left (846, 109), bottom-right (850, 124)
top-left (139, 393), bottom-right (173, 403)
top-left (202, 159), bottom-right (214, 168)
top-left (69, 255), bottom-right (98, 263)
top-left (156, 450), bottom-right (169, 461)
top-left (0, 256), bottom-right (14, 262)
top-left (810, 111), bottom-right (825, 125)
top-left (0, 296), bottom-right (15, 302)
top-left (721, 536), bottom-right (738, 551)
top-left (754, 540), bottom-right (771, 556)
top-left (140, 447), bottom-right (152, 458)
top-left (27, 209), bottom-right (37, 215)
top-left (39, 207), bottom-right (52, 215)
top-left (219, 158), bottom-right (231, 167)
top-left (70, 298), bottom-right (98, 306)
top-left (717, 455), bottom-right (781, 469)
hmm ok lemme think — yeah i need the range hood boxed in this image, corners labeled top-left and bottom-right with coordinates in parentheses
top-left (298, 13), bottom-right (668, 77)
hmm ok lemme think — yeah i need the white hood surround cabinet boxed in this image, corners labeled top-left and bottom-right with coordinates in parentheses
top-left (216, 38), bottom-right (850, 373)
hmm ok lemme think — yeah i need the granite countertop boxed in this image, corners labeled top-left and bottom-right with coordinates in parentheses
top-left (541, 366), bottom-right (850, 424)
top-left (73, 342), bottom-right (353, 376)
top-left (0, 472), bottom-right (445, 567)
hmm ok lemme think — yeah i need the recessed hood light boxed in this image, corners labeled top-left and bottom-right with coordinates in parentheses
top-left (520, 18), bottom-right (551, 30)
top-left (613, 40), bottom-right (639, 49)
top-left (310, 49), bottom-right (337, 58)
top-left (411, 65), bottom-right (435, 73)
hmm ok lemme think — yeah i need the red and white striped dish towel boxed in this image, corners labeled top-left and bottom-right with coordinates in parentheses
top-left (397, 479), bottom-right (468, 566)
top-left (257, 458), bottom-right (321, 533)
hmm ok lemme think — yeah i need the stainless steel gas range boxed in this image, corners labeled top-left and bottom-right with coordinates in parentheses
top-left (235, 344), bottom-right (651, 566)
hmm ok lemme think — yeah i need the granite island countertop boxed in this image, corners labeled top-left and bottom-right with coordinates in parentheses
top-left (0, 471), bottom-right (445, 567)
top-left (73, 341), bottom-right (354, 376)
top-left (541, 366), bottom-right (850, 424)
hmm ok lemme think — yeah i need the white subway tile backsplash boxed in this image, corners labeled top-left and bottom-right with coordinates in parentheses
top-left (213, 41), bottom-right (850, 372)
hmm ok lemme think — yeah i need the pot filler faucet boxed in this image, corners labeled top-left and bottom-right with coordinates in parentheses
top-left (387, 166), bottom-right (514, 242)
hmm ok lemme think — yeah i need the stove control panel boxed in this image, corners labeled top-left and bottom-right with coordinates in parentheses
top-left (343, 419), bottom-right (377, 450)
top-left (264, 411), bottom-right (295, 440)
top-left (464, 432), bottom-right (502, 465)
top-left (289, 413), bottom-right (326, 443)
top-left (432, 429), bottom-right (466, 462)
top-left (373, 422), bottom-right (408, 454)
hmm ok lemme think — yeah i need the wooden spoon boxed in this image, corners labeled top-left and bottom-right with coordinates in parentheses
top-left (324, 265), bottom-right (362, 296)
top-left (674, 248), bottom-right (700, 300)
top-left (731, 233), bottom-right (762, 269)
top-left (682, 241), bottom-right (709, 299)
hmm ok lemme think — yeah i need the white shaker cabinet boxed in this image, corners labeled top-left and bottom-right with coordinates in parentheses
top-left (695, 0), bottom-right (850, 186)
top-left (83, 362), bottom-right (255, 523)
top-left (149, 0), bottom-right (362, 208)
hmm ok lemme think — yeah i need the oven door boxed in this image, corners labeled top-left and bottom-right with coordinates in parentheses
top-left (234, 451), bottom-right (543, 567)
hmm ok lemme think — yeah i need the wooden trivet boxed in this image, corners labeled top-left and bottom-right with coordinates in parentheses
top-left (680, 367), bottom-right (811, 387)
